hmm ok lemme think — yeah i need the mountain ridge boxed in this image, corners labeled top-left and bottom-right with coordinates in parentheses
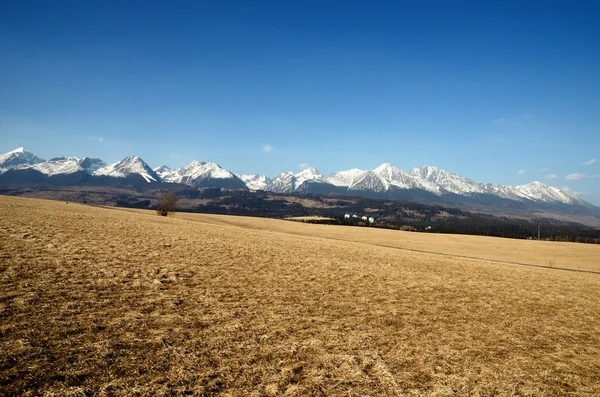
top-left (0, 147), bottom-right (595, 210)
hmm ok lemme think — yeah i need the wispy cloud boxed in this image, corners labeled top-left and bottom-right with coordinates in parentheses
top-left (262, 144), bottom-right (272, 153)
top-left (518, 169), bottom-right (526, 175)
top-left (545, 174), bottom-right (558, 180)
top-left (493, 114), bottom-right (534, 125)
top-left (565, 173), bottom-right (600, 181)
top-left (89, 136), bottom-right (104, 143)
top-left (583, 158), bottom-right (597, 166)
top-left (540, 167), bottom-right (550, 172)
top-left (298, 162), bottom-right (310, 170)
top-left (565, 173), bottom-right (585, 180)
top-left (522, 113), bottom-right (534, 121)
top-left (560, 186), bottom-right (586, 197)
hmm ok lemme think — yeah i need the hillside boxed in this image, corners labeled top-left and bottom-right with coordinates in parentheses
top-left (1, 196), bottom-right (600, 395)
top-left (3, 186), bottom-right (600, 239)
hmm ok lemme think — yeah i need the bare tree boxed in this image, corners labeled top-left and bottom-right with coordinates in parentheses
top-left (156, 192), bottom-right (177, 216)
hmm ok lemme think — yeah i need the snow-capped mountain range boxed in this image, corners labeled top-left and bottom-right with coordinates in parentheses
top-left (0, 147), bottom-right (593, 209)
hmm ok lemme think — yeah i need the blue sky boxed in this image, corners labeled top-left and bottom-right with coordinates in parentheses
top-left (1, 1), bottom-right (599, 204)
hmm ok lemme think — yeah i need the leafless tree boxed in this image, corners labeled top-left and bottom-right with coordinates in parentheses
top-left (156, 192), bottom-right (177, 216)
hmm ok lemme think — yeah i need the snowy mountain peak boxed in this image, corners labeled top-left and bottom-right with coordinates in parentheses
top-left (154, 160), bottom-right (244, 188)
top-left (374, 162), bottom-right (395, 172)
top-left (154, 165), bottom-right (180, 183)
top-left (294, 167), bottom-right (326, 187)
top-left (94, 156), bottom-right (159, 183)
top-left (0, 147), bottom-right (45, 173)
top-left (373, 163), bottom-right (440, 193)
top-left (266, 172), bottom-right (296, 193)
top-left (410, 165), bottom-right (443, 178)
top-left (154, 165), bottom-right (171, 172)
top-left (236, 174), bottom-right (272, 190)
top-left (349, 170), bottom-right (390, 192)
top-left (326, 168), bottom-right (364, 187)
top-left (16, 159), bottom-right (85, 176)
top-left (296, 167), bottom-right (322, 176)
top-left (374, 162), bottom-right (403, 177)
top-left (409, 166), bottom-right (485, 195)
top-left (511, 181), bottom-right (583, 205)
top-left (183, 160), bottom-right (207, 168)
top-left (178, 161), bottom-right (234, 180)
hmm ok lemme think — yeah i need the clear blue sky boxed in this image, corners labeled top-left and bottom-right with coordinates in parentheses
top-left (1, 1), bottom-right (599, 204)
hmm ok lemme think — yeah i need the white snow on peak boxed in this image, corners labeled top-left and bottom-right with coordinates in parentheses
top-left (0, 147), bottom-right (45, 173)
top-left (511, 181), bottom-right (580, 205)
top-left (15, 159), bottom-right (84, 176)
top-left (236, 174), bottom-right (272, 190)
top-left (326, 168), bottom-right (364, 187)
top-left (179, 161), bottom-right (235, 180)
top-left (266, 172), bottom-right (296, 193)
top-left (349, 170), bottom-right (390, 192)
top-left (374, 163), bottom-right (440, 193)
top-left (154, 165), bottom-right (180, 183)
top-left (294, 167), bottom-right (326, 187)
top-left (154, 165), bottom-right (172, 173)
top-left (264, 168), bottom-right (327, 193)
top-left (0, 146), bottom-right (594, 207)
top-left (154, 160), bottom-right (239, 186)
top-left (408, 165), bottom-right (486, 195)
top-left (94, 156), bottom-right (157, 183)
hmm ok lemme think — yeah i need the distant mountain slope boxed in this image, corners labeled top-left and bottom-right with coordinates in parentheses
top-left (78, 157), bottom-right (106, 174)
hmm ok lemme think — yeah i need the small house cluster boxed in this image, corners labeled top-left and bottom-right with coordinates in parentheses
top-left (344, 214), bottom-right (375, 224)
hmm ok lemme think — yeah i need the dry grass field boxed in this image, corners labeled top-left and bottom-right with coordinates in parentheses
top-left (1, 196), bottom-right (600, 396)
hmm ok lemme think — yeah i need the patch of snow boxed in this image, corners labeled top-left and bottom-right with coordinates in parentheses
top-left (236, 174), bottom-right (272, 190)
top-left (326, 168), bottom-right (364, 187)
top-left (15, 159), bottom-right (84, 176)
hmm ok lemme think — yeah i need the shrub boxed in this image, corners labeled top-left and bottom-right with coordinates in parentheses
top-left (157, 192), bottom-right (177, 216)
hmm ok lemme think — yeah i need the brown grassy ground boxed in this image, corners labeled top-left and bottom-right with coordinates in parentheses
top-left (1, 196), bottom-right (600, 396)
top-left (170, 212), bottom-right (600, 273)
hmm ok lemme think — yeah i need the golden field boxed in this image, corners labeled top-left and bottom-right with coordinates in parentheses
top-left (1, 196), bottom-right (600, 396)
